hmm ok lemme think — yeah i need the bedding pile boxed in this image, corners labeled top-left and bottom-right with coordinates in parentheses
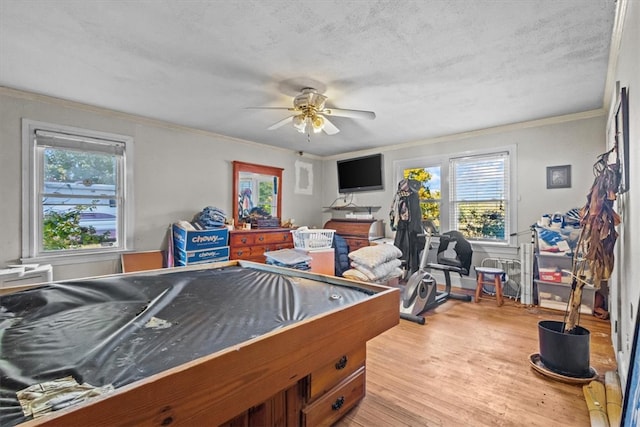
top-left (343, 244), bottom-right (403, 283)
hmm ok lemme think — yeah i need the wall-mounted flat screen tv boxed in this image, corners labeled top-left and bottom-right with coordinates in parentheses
top-left (337, 153), bottom-right (384, 193)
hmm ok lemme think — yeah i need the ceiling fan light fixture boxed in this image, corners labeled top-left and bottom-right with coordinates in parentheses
top-left (304, 116), bottom-right (314, 134)
top-left (293, 115), bottom-right (306, 133)
top-left (312, 115), bottom-right (324, 133)
top-left (256, 87), bottom-right (375, 137)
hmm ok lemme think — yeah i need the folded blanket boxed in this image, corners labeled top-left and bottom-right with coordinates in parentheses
top-left (342, 268), bottom-right (370, 282)
top-left (343, 266), bottom-right (403, 283)
top-left (348, 244), bottom-right (402, 269)
top-left (351, 258), bottom-right (402, 281)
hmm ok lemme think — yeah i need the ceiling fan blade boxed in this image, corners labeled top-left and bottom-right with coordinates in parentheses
top-left (321, 116), bottom-right (340, 135)
top-left (267, 115), bottom-right (294, 130)
top-left (322, 108), bottom-right (376, 120)
top-left (245, 107), bottom-right (296, 111)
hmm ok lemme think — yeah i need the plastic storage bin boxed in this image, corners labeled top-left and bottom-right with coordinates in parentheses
top-left (535, 279), bottom-right (595, 314)
top-left (536, 253), bottom-right (575, 284)
top-left (536, 253), bottom-right (573, 271)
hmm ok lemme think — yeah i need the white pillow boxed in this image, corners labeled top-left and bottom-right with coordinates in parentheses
top-left (379, 267), bottom-right (404, 282)
top-left (348, 244), bottom-right (402, 269)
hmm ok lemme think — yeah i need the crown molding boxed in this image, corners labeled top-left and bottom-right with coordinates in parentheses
top-left (0, 86), bottom-right (323, 159)
top-left (326, 109), bottom-right (605, 161)
top-left (0, 86), bottom-right (602, 162)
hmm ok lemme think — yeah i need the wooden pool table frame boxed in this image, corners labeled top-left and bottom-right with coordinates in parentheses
top-left (10, 260), bottom-right (399, 426)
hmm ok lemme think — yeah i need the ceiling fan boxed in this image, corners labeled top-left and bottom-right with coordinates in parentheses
top-left (250, 88), bottom-right (376, 136)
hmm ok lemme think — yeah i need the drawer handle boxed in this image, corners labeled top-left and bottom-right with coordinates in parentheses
top-left (335, 355), bottom-right (348, 370)
top-left (331, 396), bottom-right (345, 411)
top-left (241, 237), bottom-right (248, 244)
top-left (258, 236), bottom-right (265, 242)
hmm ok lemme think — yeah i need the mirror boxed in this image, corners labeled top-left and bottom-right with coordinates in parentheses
top-left (232, 161), bottom-right (283, 226)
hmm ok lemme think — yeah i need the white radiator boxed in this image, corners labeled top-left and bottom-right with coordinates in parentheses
top-left (520, 243), bottom-right (535, 305)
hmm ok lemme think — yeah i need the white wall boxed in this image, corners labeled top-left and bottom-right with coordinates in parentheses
top-left (321, 113), bottom-right (606, 252)
top-left (0, 89), bottom-right (325, 280)
top-left (608, 0), bottom-right (639, 390)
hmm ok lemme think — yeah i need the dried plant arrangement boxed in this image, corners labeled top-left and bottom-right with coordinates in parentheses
top-left (564, 149), bottom-right (621, 333)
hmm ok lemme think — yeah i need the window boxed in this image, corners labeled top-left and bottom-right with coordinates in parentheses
top-left (395, 147), bottom-right (515, 245)
top-left (403, 166), bottom-right (442, 232)
top-left (22, 120), bottom-right (133, 260)
top-left (450, 152), bottom-right (509, 242)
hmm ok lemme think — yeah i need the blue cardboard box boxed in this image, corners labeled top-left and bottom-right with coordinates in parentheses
top-left (172, 223), bottom-right (229, 251)
top-left (175, 246), bottom-right (230, 266)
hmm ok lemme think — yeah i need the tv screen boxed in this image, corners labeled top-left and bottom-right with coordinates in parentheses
top-left (337, 153), bottom-right (384, 193)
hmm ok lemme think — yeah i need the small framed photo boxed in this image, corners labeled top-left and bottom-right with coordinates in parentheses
top-left (546, 165), bottom-right (571, 189)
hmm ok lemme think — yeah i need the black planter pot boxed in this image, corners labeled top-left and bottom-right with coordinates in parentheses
top-left (538, 320), bottom-right (591, 377)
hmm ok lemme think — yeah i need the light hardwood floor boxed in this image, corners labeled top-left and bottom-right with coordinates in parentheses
top-left (335, 294), bottom-right (617, 427)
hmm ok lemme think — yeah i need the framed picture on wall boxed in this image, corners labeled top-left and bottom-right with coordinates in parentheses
top-left (546, 165), bottom-right (571, 189)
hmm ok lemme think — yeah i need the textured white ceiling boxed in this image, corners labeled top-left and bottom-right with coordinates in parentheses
top-left (0, 0), bottom-right (616, 156)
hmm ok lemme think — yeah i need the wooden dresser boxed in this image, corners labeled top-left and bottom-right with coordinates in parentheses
top-left (229, 228), bottom-right (294, 263)
top-left (324, 219), bottom-right (384, 252)
top-left (222, 343), bottom-right (367, 426)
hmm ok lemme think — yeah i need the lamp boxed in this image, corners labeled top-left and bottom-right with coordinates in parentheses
top-left (312, 115), bottom-right (324, 133)
top-left (293, 113), bottom-right (325, 134)
top-left (293, 115), bottom-right (306, 133)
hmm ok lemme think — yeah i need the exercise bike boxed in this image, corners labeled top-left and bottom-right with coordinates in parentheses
top-left (400, 231), bottom-right (473, 325)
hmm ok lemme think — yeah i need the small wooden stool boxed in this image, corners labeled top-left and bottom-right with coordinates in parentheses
top-left (474, 266), bottom-right (505, 306)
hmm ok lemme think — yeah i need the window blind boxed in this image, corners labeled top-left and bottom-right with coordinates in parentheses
top-left (450, 151), bottom-right (509, 240)
top-left (35, 130), bottom-right (125, 155)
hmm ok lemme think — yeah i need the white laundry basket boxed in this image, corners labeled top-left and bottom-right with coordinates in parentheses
top-left (291, 228), bottom-right (335, 250)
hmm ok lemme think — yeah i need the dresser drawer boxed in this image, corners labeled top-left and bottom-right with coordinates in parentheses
top-left (230, 233), bottom-right (255, 246)
top-left (229, 246), bottom-right (253, 259)
top-left (230, 245), bottom-right (270, 259)
top-left (308, 345), bottom-right (366, 401)
top-left (302, 367), bottom-right (365, 427)
top-left (272, 242), bottom-right (293, 251)
top-left (261, 231), bottom-right (293, 244)
top-left (230, 229), bottom-right (294, 263)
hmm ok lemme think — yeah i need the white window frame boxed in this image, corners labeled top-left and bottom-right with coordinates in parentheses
top-left (21, 119), bottom-right (134, 263)
top-left (394, 145), bottom-right (517, 247)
